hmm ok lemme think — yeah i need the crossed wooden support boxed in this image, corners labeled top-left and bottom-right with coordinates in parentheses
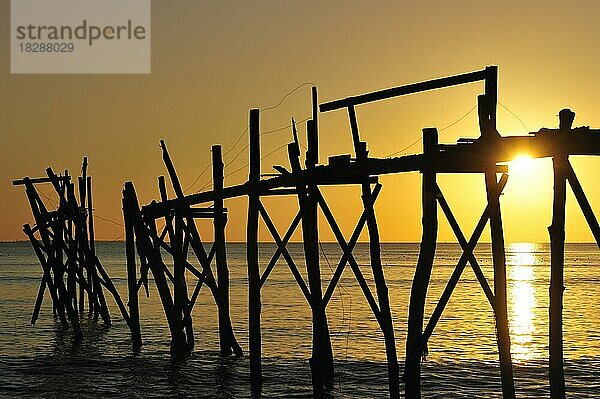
top-left (122, 142), bottom-right (242, 356)
top-left (249, 182), bottom-right (399, 396)
top-left (14, 159), bottom-right (130, 340)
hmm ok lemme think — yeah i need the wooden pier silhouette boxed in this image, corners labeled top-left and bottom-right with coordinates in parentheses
top-left (15, 66), bottom-right (600, 399)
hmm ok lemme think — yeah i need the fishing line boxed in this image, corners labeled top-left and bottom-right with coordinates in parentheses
top-left (13, 285), bottom-right (39, 342)
top-left (499, 101), bottom-right (529, 131)
top-left (384, 104), bottom-right (478, 158)
top-left (185, 82), bottom-right (316, 193)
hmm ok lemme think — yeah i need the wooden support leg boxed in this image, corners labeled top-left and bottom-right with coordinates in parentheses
top-left (362, 182), bottom-right (399, 399)
top-left (123, 182), bottom-right (143, 350)
top-left (174, 216), bottom-right (194, 351)
top-left (549, 155), bottom-right (567, 399)
top-left (213, 145), bottom-right (234, 356)
top-left (247, 108), bottom-right (262, 391)
top-left (485, 168), bottom-right (516, 399)
top-left (304, 183), bottom-right (335, 394)
top-left (422, 176), bottom-right (509, 344)
top-left (405, 129), bottom-right (438, 399)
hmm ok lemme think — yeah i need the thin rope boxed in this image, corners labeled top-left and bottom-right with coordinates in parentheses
top-left (184, 82), bottom-right (316, 192)
top-left (499, 101), bottom-right (529, 131)
top-left (384, 104), bottom-right (477, 158)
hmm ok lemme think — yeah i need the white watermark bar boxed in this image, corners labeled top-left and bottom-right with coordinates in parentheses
top-left (11, 0), bottom-right (151, 74)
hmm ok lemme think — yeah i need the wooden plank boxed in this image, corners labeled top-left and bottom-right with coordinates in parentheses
top-left (320, 68), bottom-right (489, 112)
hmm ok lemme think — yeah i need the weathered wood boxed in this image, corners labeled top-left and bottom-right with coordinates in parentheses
top-left (213, 144), bottom-right (234, 355)
top-left (123, 182), bottom-right (143, 349)
top-left (173, 215), bottom-right (194, 351)
top-left (78, 158), bottom-right (88, 313)
top-left (257, 204), bottom-right (310, 302)
top-left (361, 180), bottom-right (399, 399)
top-left (422, 176), bottom-right (509, 345)
top-left (140, 209), bottom-right (189, 354)
top-left (320, 68), bottom-right (490, 112)
top-left (290, 134), bottom-right (334, 394)
top-left (247, 108), bottom-right (262, 390)
top-left (564, 161), bottom-right (600, 248)
top-left (549, 154), bottom-right (567, 399)
top-left (12, 176), bottom-right (71, 185)
top-left (481, 90), bottom-right (516, 399)
top-left (258, 211), bottom-right (302, 287)
top-left (24, 224), bottom-right (67, 326)
top-left (319, 194), bottom-right (381, 319)
top-left (405, 128), bottom-right (439, 399)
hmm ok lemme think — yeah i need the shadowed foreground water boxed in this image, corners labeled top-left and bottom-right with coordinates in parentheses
top-left (1, 242), bottom-right (599, 397)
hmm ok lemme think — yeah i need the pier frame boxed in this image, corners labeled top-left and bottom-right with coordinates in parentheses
top-left (15, 66), bottom-right (600, 398)
top-left (14, 159), bottom-right (130, 338)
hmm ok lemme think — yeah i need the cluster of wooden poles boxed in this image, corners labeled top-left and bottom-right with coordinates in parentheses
top-left (16, 66), bottom-right (600, 399)
top-left (13, 158), bottom-right (129, 336)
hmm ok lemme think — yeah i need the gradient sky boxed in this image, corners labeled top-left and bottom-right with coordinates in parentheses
top-left (2, 0), bottom-right (600, 243)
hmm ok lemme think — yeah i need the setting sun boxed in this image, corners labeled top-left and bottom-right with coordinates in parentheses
top-left (508, 154), bottom-right (535, 175)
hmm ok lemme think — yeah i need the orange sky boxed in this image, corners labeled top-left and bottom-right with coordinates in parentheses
top-left (2, 1), bottom-right (600, 243)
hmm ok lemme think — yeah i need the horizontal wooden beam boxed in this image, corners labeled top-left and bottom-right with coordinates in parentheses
top-left (13, 176), bottom-right (71, 186)
top-left (320, 68), bottom-right (490, 112)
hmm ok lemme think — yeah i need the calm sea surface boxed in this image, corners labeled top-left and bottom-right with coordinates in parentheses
top-left (1, 242), bottom-right (599, 398)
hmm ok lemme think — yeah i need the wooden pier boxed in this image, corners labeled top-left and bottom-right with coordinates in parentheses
top-left (15, 66), bottom-right (600, 398)
top-left (13, 158), bottom-right (130, 337)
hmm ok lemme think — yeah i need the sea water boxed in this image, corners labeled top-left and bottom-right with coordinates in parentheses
top-left (0, 242), bottom-right (599, 398)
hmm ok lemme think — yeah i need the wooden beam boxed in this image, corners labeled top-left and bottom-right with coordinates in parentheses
top-left (320, 68), bottom-right (489, 112)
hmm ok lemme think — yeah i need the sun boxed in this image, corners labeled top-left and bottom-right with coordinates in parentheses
top-left (508, 154), bottom-right (535, 175)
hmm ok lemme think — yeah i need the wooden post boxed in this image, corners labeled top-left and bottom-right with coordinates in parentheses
top-left (247, 108), bottom-right (262, 390)
top-left (213, 145), bottom-right (232, 355)
top-left (405, 128), bottom-right (438, 398)
top-left (548, 111), bottom-right (571, 399)
top-left (86, 176), bottom-right (101, 318)
top-left (123, 182), bottom-right (142, 349)
top-left (479, 81), bottom-right (515, 398)
top-left (173, 214), bottom-right (194, 351)
top-left (485, 169), bottom-right (515, 399)
top-left (302, 114), bottom-right (334, 394)
top-left (549, 154), bottom-right (567, 399)
top-left (362, 180), bottom-right (399, 398)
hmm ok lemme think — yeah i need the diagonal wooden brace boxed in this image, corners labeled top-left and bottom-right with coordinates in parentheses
top-left (422, 173), bottom-right (508, 345)
top-left (316, 185), bottom-right (382, 320)
top-left (257, 203), bottom-right (311, 302)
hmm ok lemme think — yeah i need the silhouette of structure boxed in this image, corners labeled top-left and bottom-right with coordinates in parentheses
top-left (15, 66), bottom-right (600, 399)
top-left (13, 158), bottom-right (130, 337)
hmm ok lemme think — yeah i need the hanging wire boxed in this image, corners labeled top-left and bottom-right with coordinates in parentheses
top-left (259, 82), bottom-right (316, 112)
top-left (183, 82), bottom-right (316, 193)
top-left (94, 214), bottom-right (124, 227)
top-left (260, 116), bottom-right (311, 136)
top-left (384, 104), bottom-right (478, 158)
top-left (499, 101), bottom-right (529, 131)
top-left (220, 142), bottom-right (291, 183)
top-left (183, 162), bottom-right (212, 194)
top-left (196, 116), bottom-right (311, 192)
